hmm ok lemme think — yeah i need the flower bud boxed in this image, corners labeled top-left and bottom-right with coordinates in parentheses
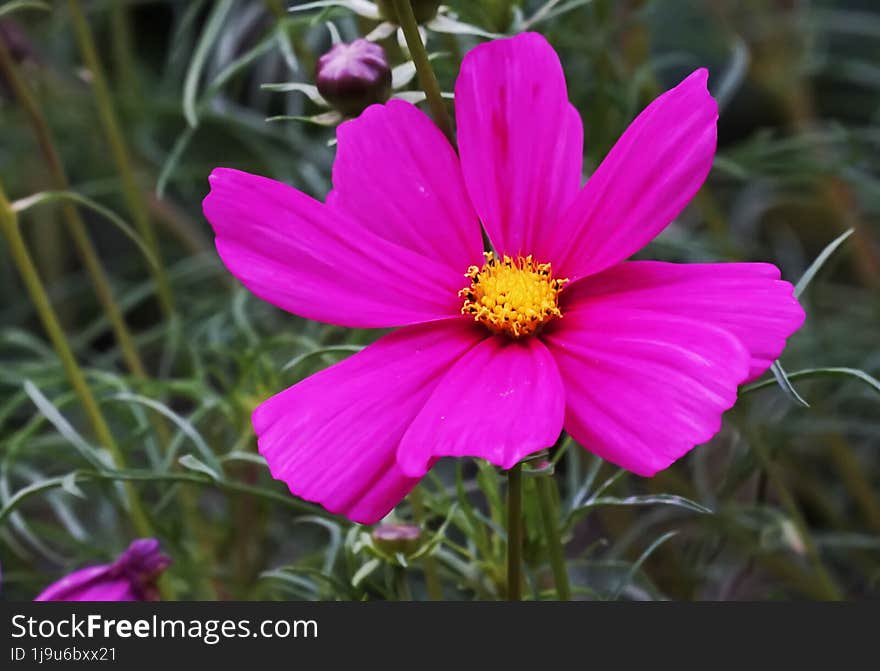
top-left (34, 538), bottom-right (171, 602)
top-left (377, 0), bottom-right (441, 24)
top-left (371, 524), bottom-right (422, 556)
top-left (0, 19), bottom-right (38, 64)
top-left (316, 39), bottom-right (392, 117)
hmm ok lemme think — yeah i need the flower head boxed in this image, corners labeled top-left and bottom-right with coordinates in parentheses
top-left (34, 539), bottom-right (171, 601)
top-left (203, 33), bottom-right (804, 524)
top-left (460, 252), bottom-right (568, 338)
top-left (316, 39), bottom-right (392, 117)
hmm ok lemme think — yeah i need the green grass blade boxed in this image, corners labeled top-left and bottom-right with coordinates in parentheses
top-left (794, 228), bottom-right (854, 298)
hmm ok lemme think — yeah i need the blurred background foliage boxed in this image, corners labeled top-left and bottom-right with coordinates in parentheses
top-left (0, 0), bottom-right (878, 601)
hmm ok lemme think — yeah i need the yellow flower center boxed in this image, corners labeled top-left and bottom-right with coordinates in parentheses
top-left (459, 252), bottom-right (568, 338)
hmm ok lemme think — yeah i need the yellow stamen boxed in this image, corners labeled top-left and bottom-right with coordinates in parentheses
top-left (459, 252), bottom-right (568, 338)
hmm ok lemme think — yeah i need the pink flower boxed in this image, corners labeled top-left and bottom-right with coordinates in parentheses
top-left (34, 539), bottom-right (171, 601)
top-left (203, 33), bottom-right (804, 524)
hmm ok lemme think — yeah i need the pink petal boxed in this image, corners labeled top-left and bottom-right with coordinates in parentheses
top-left (329, 99), bottom-right (483, 273)
top-left (252, 319), bottom-right (484, 524)
top-left (397, 335), bottom-right (565, 476)
top-left (35, 565), bottom-right (109, 601)
top-left (35, 566), bottom-right (137, 601)
top-left (544, 305), bottom-right (750, 476)
top-left (203, 168), bottom-right (466, 328)
top-left (51, 579), bottom-right (138, 602)
top-left (549, 69), bottom-right (718, 281)
top-left (563, 261), bottom-right (805, 381)
top-left (455, 32), bottom-right (583, 258)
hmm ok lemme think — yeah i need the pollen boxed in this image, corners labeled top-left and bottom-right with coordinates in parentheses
top-left (459, 252), bottom-right (568, 338)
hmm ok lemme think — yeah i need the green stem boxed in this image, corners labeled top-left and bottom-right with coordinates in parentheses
top-left (506, 463), bottom-right (523, 600)
top-left (0, 39), bottom-right (148, 381)
top-left (750, 432), bottom-right (842, 601)
top-left (394, 567), bottom-right (413, 601)
top-left (534, 474), bottom-right (571, 600)
top-left (409, 486), bottom-right (443, 600)
top-left (0, 185), bottom-right (155, 545)
top-left (391, 0), bottom-right (455, 145)
top-left (67, 0), bottom-right (175, 317)
top-left (110, 1), bottom-right (141, 108)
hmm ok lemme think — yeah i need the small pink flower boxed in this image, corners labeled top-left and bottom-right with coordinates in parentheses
top-left (203, 33), bottom-right (804, 524)
top-left (34, 539), bottom-right (171, 601)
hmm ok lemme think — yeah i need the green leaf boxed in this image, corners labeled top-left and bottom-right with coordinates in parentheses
top-left (11, 191), bottom-right (158, 271)
top-left (0, 328), bottom-right (54, 360)
top-left (259, 570), bottom-right (319, 599)
top-left (0, 473), bottom-right (81, 527)
top-left (204, 31), bottom-right (279, 101)
top-left (266, 111), bottom-right (343, 126)
top-left (711, 155), bottom-right (750, 180)
top-left (220, 451), bottom-right (267, 467)
top-left (577, 494), bottom-right (712, 515)
top-left (274, 22), bottom-right (299, 71)
top-left (568, 454), bottom-right (604, 511)
top-left (183, 0), bottom-right (235, 127)
top-left (0, 0), bottom-right (50, 18)
top-left (178, 454), bottom-right (220, 481)
top-left (794, 228), bottom-right (854, 297)
top-left (294, 516), bottom-right (343, 575)
top-left (22, 381), bottom-right (112, 471)
top-left (521, 0), bottom-right (594, 29)
top-left (281, 345), bottom-right (364, 371)
top-left (324, 20), bottom-right (343, 45)
top-left (364, 20), bottom-right (396, 41)
top-left (410, 503), bottom-right (460, 560)
top-left (714, 38), bottom-right (750, 111)
top-left (743, 366), bottom-right (880, 397)
top-left (590, 469), bottom-right (626, 500)
top-left (770, 361), bottom-right (810, 408)
top-left (60, 472), bottom-right (86, 499)
top-left (391, 53), bottom-right (448, 92)
top-left (261, 567), bottom-right (350, 598)
top-left (392, 91), bottom-right (429, 103)
top-left (107, 392), bottom-right (222, 474)
top-left (351, 558), bottom-right (381, 587)
top-left (261, 82), bottom-right (328, 106)
top-left (289, 0), bottom-right (381, 19)
top-left (611, 531), bottom-right (678, 600)
top-left (427, 14), bottom-right (502, 38)
top-left (156, 126), bottom-right (196, 198)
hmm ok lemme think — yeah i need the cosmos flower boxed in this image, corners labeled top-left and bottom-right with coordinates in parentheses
top-left (203, 33), bottom-right (804, 524)
top-left (34, 539), bottom-right (171, 601)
